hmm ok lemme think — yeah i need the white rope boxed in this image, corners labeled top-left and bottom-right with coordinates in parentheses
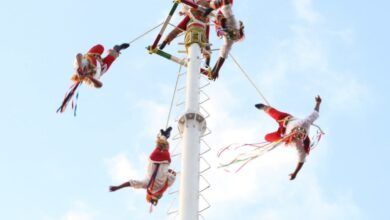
top-left (229, 53), bottom-right (271, 106)
top-left (229, 53), bottom-right (325, 134)
top-left (165, 62), bottom-right (183, 129)
top-left (128, 22), bottom-right (164, 45)
top-left (168, 22), bottom-right (187, 39)
top-left (168, 22), bottom-right (186, 32)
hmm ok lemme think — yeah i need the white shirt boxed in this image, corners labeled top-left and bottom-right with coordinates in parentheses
top-left (284, 110), bottom-right (319, 163)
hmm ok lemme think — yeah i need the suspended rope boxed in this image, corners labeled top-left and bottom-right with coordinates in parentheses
top-left (229, 53), bottom-right (324, 135)
top-left (168, 22), bottom-right (186, 33)
top-left (128, 22), bottom-right (164, 45)
top-left (229, 53), bottom-right (271, 106)
top-left (165, 63), bottom-right (183, 129)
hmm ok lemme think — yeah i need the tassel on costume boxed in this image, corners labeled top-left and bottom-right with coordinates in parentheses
top-left (56, 82), bottom-right (81, 114)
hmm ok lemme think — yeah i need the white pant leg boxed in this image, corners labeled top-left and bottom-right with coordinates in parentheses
top-left (219, 36), bottom-right (234, 58)
top-left (167, 172), bottom-right (176, 187)
top-left (129, 179), bottom-right (149, 189)
top-left (220, 5), bottom-right (237, 27)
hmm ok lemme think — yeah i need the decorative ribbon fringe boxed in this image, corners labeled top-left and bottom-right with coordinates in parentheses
top-left (218, 128), bottom-right (324, 173)
top-left (56, 82), bottom-right (82, 116)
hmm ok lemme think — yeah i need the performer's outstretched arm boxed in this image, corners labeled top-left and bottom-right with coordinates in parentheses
top-left (314, 95), bottom-right (322, 112)
top-left (109, 182), bottom-right (131, 192)
top-left (289, 162), bottom-right (304, 180)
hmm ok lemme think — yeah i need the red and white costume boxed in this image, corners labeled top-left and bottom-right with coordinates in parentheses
top-left (76, 44), bottom-right (117, 79)
top-left (163, 0), bottom-right (210, 49)
top-left (129, 142), bottom-right (176, 202)
top-left (264, 107), bottom-right (319, 163)
top-left (209, 0), bottom-right (243, 58)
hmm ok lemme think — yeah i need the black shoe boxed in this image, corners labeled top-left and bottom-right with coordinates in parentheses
top-left (202, 7), bottom-right (214, 17)
top-left (205, 57), bottom-right (210, 67)
top-left (159, 41), bottom-right (167, 50)
top-left (210, 57), bottom-right (225, 80)
top-left (114, 43), bottom-right (130, 53)
top-left (255, 103), bottom-right (266, 110)
top-left (160, 127), bottom-right (172, 139)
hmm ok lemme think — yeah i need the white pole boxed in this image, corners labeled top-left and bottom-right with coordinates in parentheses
top-left (185, 44), bottom-right (201, 112)
top-left (177, 42), bottom-right (206, 220)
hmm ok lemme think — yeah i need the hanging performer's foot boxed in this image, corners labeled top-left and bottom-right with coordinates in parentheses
top-left (159, 40), bottom-right (168, 50)
top-left (160, 127), bottom-right (172, 139)
top-left (201, 7), bottom-right (214, 17)
top-left (205, 57), bottom-right (211, 68)
top-left (113, 43), bottom-right (130, 53)
top-left (109, 186), bottom-right (119, 192)
top-left (255, 103), bottom-right (267, 110)
top-left (209, 57), bottom-right (225, 81)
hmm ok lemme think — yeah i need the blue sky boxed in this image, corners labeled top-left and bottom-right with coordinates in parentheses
top-left (1, 0), bottom-right (389, 219)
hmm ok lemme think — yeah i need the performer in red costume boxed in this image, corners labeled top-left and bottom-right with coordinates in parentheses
top-left (159, 0), bottom-right (212, 67)
top-left (203, 0), bottom-right (244, 80)
top-left (109, 127), bottom-right (176, 206)
top-left (255, 96), bottom-right (322, 180)
top-left (71, 43), bottom-right (129, 88)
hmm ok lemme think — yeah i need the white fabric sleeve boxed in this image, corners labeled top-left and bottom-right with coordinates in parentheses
top-left (302, 110), bottom-right (319, 126)
top-left (219, 37), bottom-right (234, 58)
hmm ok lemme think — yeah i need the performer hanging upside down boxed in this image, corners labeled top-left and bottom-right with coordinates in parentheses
top-left (159, 0), bottom-right (212, 67)
top-left (203, 0), bottom-right (244, 80)
top-left (255, 96), bottom-right (322, 180)
top-left (109, 127), bottom-right (176, 206)
top-left (71, 43), bottom-right (129, 88)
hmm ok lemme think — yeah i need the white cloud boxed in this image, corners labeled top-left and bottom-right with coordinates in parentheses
top-left (326, 75), bottom-right (370, 112)
top-left (105, 153), bottom-right (140, 182)
top-left (135, 100), bottom-right (171, 136)
top-left (252, 181), bottom-right (360, 220)
top-left (289, 25), bottom-right (328, 71)
top-left (256, 22), bottom-right (368, 113)
top-left (63, 212), bottom-right (92, 220)
top-left (329, 29), bottom-right (356, 46)
top-left (293, 0), bottom-right (321, 23)
top-left (62, 201), bottom-right (95, 220)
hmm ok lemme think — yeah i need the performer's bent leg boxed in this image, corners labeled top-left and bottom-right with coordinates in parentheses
top-left (129, 179), bottom-right (149, 189)
top-left (266, 107), bottom-right (291, 121)
top-left (160, 16), bottom-right (189, 50)
top-left (219, 37), bottom-right (233, 59)
top-left (88, 44), bottom-right (104, 55)
top-left (264, 107), bottom-right (291, 142)
top-left (210, 0), bottom-right (233, 9)
top-left (265, 131), bottom-right (282, 142)
top-left (99, 49), bottom-right (119, 77)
